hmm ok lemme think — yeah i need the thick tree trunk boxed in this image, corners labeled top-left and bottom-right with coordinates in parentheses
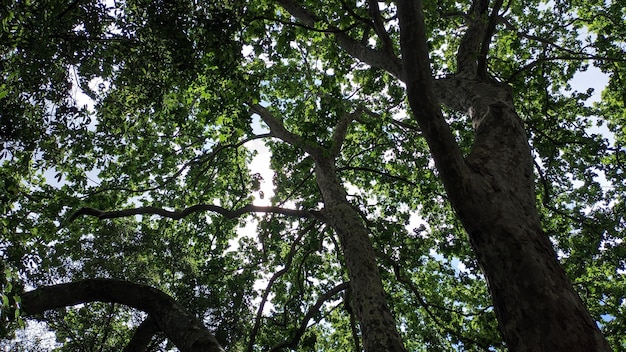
top-left (456, 99), bottom-right (611, 351)
top-left (315, 158), bottom-right (407, 352)
top-left (252, 103), bottom-right (407, 352)
top-left (396, 0), bottom-right (611, 349)
top-left (20, 279), bottom-right (224, 352)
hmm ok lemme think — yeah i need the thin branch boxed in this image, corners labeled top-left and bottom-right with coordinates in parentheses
top-left (56, 0), bottom-right (83, 19)
top-left (67, 204), bottom-right (324, 223)
top-left (251, 15), bottom-right (359, 33)
top-left (379, 253), bottom-right (493, 350)
top-left (85, 133), bottom-right (271, 198)
top-left (246, 222), bottom-right (316, 352)
top-left (268, 282), bottom-right (350, 352)
top-left (506, 54), bottom-right (624, 83)
top-left (337, 166), bottom-right (418, 186)
top-left (347, 289), bottom-right (362, 352)
top-left (97, 303), bottom-right (117, 352)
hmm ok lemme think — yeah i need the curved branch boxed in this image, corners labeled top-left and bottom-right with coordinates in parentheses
top-left (68, 204), bottom-right (324, 223)
top-left (20, 279), bottom-right (224, 352)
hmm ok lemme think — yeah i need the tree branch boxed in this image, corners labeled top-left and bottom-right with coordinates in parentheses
top-left (84, 133), bottom-right (271, 198)
top-left (268, 282), bottom-right (350, 352)
top-left (455, 0), bottom-right (490, 77)
top-left (123, 316), bottom-right (159, 352)
top-left (276, 0), bottom-right (404, 80)
top-left (20, 279), bottom-right (224, 352)
top-left (337, 166), bottom-right (418, 186)
top-left (249, 103), bottom-right (324, 159)
top-left (477, 0), bottom-right (504, 77)
top-left (396, 0), bottom-right (470, 194)
top-left (367, 0), bottom-right (396, 57)
top-left (378, 253), bottom-right (493, 350)
top-left (246, 222), bottom-right (316, 352)
top-left (330, 107), bottom-right (363, 158)
top-left (68, 204), bottom-right (323, 223)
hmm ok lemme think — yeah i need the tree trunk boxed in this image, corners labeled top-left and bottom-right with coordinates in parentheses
top-left (395, 1), bottom-right (611, 349)
top-left (315, 158), bottom-right (407, 352)
top-left (453, 98), bottom-right (611, 351)
top-left (20, 279), bottom-right (224, 352)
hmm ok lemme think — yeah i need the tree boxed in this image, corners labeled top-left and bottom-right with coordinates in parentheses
top-left (1, 0), bottom-right (625, 351)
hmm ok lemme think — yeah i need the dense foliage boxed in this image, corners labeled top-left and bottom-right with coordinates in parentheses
top-left (1, 0), bottom-right (624, 350)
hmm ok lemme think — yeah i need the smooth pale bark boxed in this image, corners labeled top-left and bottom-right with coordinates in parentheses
top-left (396, 0), bottom-right (611, 350)
top-left (20, 279), bottom-right (224, 352)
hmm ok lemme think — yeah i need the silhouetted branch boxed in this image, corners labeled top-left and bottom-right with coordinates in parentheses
top-left (21, 279), bottom-right (224, 352)
top-left (123, 316), bottom-right (159, 352)
top-left (268, 282), bottom-right (350, 352)
top-left (246, 222), bottom-right (316, 352)
top-left (68, 204), bottom-right (323, 223)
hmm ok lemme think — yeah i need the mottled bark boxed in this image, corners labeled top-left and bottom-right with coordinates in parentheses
top-left (456, 102), bottom-right (610, 351)
top-left (315, 158), bottom-right (407, 352)
top-left (20, 279), bottom-right (224, 352)
top-left (252, 103), bottom-right (407, 352)
top-left (396, 0), bottom-right (611, 350)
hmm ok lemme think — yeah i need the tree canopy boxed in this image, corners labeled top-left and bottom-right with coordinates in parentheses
top-left (1, 0), bottom-right (625, 351)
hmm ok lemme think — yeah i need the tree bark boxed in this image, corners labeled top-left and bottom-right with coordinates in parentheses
top-left (252, 103), bottom-right (407, 352)
top-left (315, 157), bottom-right (407, 352)
top-left (454, 99), bottom-right (611, 351)
top-left (396, 0), bottom-right (611, 350)
top-left (123, 316), bottom-right (160, 352)
top-left (20, 279), bottom-right (225, 352)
